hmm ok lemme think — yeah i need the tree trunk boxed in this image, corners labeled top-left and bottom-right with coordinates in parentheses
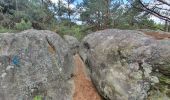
top-left (15, 0), bottom-right (18, 11)
top-left (168, 22), bottom-right (170, 32)
top-left (97, 11), bottom-right (101, 30)
top-left (165, 20), bottom-right (169, 32)
top-left (67, 0), bottom-right (71, 28)
top-left (58, 0), bottom-right (61, 20)
top-left (104, 0), bottom-right (111, 29)
top-left (41, 0), bottom-right (44, 8)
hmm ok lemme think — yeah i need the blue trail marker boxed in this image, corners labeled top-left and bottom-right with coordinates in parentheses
top-left (12, 55), bottom-right (20, 65)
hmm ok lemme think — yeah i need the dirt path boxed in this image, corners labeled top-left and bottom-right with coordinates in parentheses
top-left (144, 32), bottom-right (170, 40)
top-left (73, 54), bottom-right (101, 100)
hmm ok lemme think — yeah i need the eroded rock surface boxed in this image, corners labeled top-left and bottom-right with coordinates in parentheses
top-left (80, 29), bottom-right (170, 100)
top-left (63, 35), bottom-right (79, 55)
top-left (0, 29), bottom-right (74, 100)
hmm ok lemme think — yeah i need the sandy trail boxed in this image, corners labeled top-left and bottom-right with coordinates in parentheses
top-left (73, 54), bottom-right (101, 100)
top-left (144, 32), bottom-right (170, 40)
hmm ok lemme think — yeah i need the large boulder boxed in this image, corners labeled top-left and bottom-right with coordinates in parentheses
top-left (63, 35), bottom-right (80, 55)
top-left (0, 29), bottom-right (75, 100)
top-left (79, 29), bottom-right (170, 100)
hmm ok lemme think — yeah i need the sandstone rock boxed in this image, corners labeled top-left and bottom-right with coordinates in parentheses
top-left (63, 35), bottom-right (79, 55)
top-left (0, 29), bottom-right (74, 100)
top-left (80, 29), bottom-right (170, 100)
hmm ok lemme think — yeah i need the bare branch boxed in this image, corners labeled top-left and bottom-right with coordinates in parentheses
top-left (153, 6), bottom-right (170, 11)
top-left (157, 0), bottom-right (170, 6)
top-left (138, 0), bottom-right (170, 22)
top-left (128, 0), bottom-right (170, 22)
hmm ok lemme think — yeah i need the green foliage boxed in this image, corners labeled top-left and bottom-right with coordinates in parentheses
top-left (80, 0), bottom-right (124, 30)
top-left (54, 19), bottom-right (93, 39)
top-left (13, 11), bottom-right (29, 22)
top-left (154, 24), bottom-right (164, 31)
top-left (0, 26), bottom-right (17, 33)
top-left (55, 21), bottom-right (85, 40)
top-left (0, 0), bottom-right (168, 34)
top-left (15, 19), bottom-right (32, 31)
top-left (33, 95), bottom-right (42, 100)
top-left (73, 27), bottom-right (82, 39)
top-left (0, 0), bottom-right (57, 30)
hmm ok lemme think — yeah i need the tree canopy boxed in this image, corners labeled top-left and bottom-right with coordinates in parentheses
top-left (0, 0), bottom-right (169, 37)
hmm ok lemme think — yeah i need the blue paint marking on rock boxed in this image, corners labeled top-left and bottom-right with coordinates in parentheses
top-left (12, 55), bottom-right (20, 65)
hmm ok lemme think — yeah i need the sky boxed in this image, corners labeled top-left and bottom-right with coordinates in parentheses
top-left (51, 0), bottom-right (82, 5)
top-left (51, 0), bottom-right (81, 9)
top-left (77, 0), bottom-right (83, 3)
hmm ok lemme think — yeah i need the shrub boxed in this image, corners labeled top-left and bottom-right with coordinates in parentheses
top-left (33, 95), bottom-right (42, 100)
top-left (0, 26), bottom-right (17, 33)
top-left (55, 24), bottom-right (84, 40)
top-left (15, 19), bottom-right (32, 31)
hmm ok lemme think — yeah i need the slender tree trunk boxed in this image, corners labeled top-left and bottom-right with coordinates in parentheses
top-left (97, 11), bottom-right (101, 30)
top-left (67, 0), bottom-right (71, 28)
top-left (104, 0), bottom-right (111, 29)
top-left (58, 0), bottom-right (61, 21)
top-left (41, 0), bottom-right (44, 8)
top-left (168, 22), bottom-right (170, 32)
top-left (15, 0), bottom-right (18, 11)
top-left (165, 20), bottom-right (169, 32)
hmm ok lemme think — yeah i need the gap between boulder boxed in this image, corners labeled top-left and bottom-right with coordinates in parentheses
top-left (73, 54), bottom-right (102, 100)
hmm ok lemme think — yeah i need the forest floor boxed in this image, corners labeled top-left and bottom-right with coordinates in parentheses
top-left (73, 54), bottom-right (102, 100)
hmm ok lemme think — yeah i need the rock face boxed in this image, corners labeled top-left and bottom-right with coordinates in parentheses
top-left (63, 35), bottom-right (80, 55)
top-left (0, 29), bottom-right (74, 100)
top-left (80, 29), bottom-right (170, 100)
